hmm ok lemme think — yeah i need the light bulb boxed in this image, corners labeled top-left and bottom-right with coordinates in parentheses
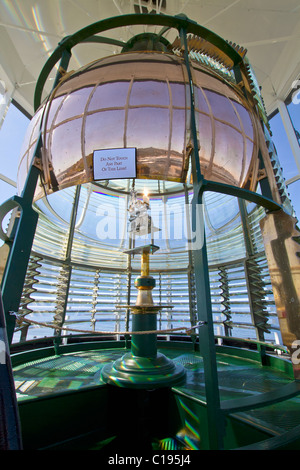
top-left (143, 188), bottom-right (149, 204)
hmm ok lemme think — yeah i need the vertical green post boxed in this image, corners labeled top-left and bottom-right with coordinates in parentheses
top-left (131, 313), bottom-right (157, 358)
top-left (184, 184), bottom-right (198, 349)
top-left (179, 23), bottom-right (225, 449)
top-left (0, 290), bottom-right (22, 449)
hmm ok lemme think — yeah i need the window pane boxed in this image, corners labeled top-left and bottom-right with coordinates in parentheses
top-left (130, 80), bottom-right (169, 106)
top-left (204, 90), bottom-right (241, 129)
top-left (287, 100), bottom-right (300, 142)
top-left (89, 82), bottom-right (129, 110)
top-left (269, 112), bottom-right (299, 180)
top-left (0, 103), bottom-right (29, 181)
top-left (286, 178), bottom-right (300, 221)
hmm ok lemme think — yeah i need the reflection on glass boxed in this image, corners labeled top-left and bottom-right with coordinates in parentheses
top-left (55, 88), bottom-right (93, 122)
top-left (17, 51), bottom-right (260, 198)
top-left (196, 112), bottom-right (213, 167)
top-left (50, 118), bottom-right (84, 183)
top-left (130, 80), bottom-right (169, 106)
top-left (88, 82), bottom-right (129, 110)
top-left (213, 121), bottom-right (244, 185)
top-left (127, 107), bottom-right (169, 150)
top-left (270, 113), bottom-right (299, 181)
top-left (287, 179), bottom-right (300, 221)
top-left (85, 110), bottom-right (126, 153)
top-left (233, 101), bottom-right (254, 139)
top-left (204, 90), bottom-right (241, 129)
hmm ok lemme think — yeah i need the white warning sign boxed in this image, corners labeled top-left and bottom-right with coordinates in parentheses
top-left (93, 148), bottom-right (137, 180)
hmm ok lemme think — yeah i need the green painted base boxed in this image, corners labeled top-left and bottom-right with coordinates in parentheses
top-left (100, 352), bottom-right (186, 389)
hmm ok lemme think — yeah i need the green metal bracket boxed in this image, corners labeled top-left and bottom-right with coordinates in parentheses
top-left (197, 179), bottom-right (282, 213)
top-left (52, 47), bottom-right (72, 90)
top-left (33, 13), bottom-right (243, 111)
top-left (179, 25), bottom-right (225, 450)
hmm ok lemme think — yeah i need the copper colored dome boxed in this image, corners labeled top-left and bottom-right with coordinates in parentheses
top-left (17, 51), bottom-right (258, 200)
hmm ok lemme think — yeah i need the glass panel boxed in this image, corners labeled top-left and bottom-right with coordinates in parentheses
top-left (35, 187), bottom-right (74, 226)
top-left (246, 203), bottom-right (265, 254)
top-left (286, 179), bottom-right (300, 220)
top-left (85, 110), bottom-right (126, 154)
top-left (126, 107), bottom-right (169, 149)
top-left (204, 90), bottom-right (241, 129)
top-left (204, 192), bottom-right (245, 264)
top-left (45, 96), bottom-right (64, 131)
top-left (18, 108), bottom-right (41, 163)
top-left (242, 138), bottom-right (254, 184)
top-left (88, 81), bottom-right (129, 110)
top-left (32, 181), bottom-right (253, 268)
top-left (66, 268), bottom-right (127, 333)
top-left (130, 80), bottom-right (169, 106)
top-left (270, 112), bottom-right (299, 180)
top-left (213, 121), bottom-right (244, 185)
top-left (31, 212), bottom-right (69, 259)
top-left (170, 82), bottom-right (186, 108)
top-left (0, 103), bottom-right (29, 182)
top-left (17, 154), bottom-right (28, 194)
top-left (171, 109), bottom-right (187, 157)
top-left (232, 101), bottom-right (254, 139)
top-left (55, 87), bottom-right (94, 122)
top-left (50, 118), bottom-right (83, 183)
top-left (204, 193), bottom-right (239, 231)
top-left (197, 112), bottom-right (213, 166)
top-left (17, 259), bottom-right (63, 341)
top-left (194, 86), bottom-right (210, 114)
top-left (193, 67), bottom-right (239, 101)
top-left (287, 100), bottom-right (300, 141)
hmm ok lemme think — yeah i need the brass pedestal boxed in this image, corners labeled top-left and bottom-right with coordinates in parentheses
top-left (101, 245), bottom-right (186, 388)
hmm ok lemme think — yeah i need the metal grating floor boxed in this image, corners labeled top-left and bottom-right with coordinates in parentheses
top-left (13, 347), bottom-right (300, 436)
